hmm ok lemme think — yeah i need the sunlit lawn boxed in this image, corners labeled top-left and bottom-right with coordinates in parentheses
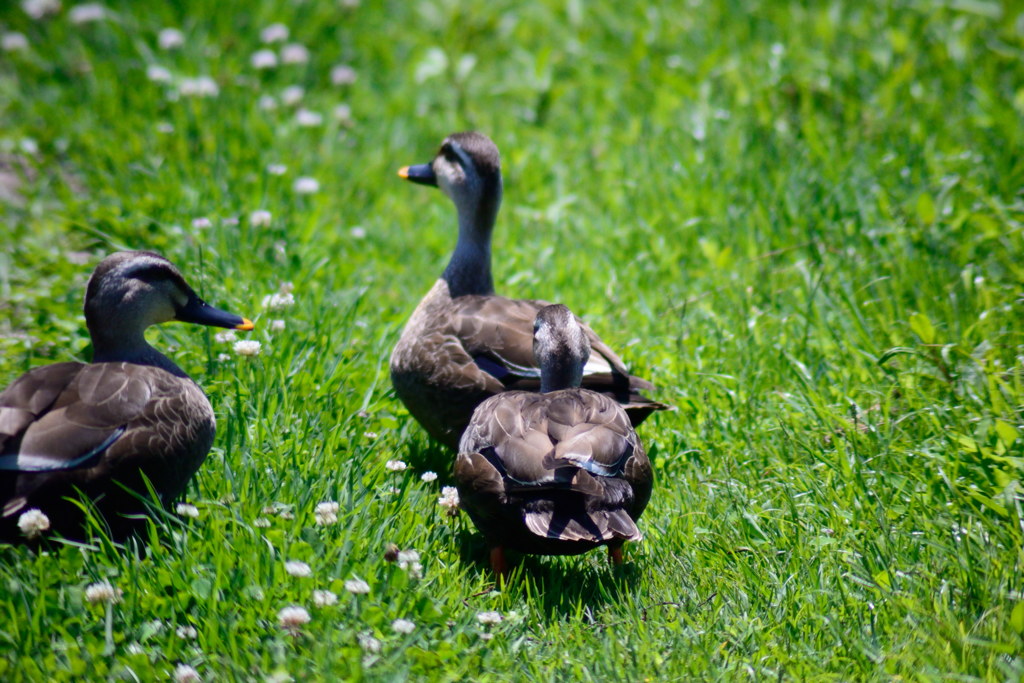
top-left (1, 0), bottom-right (1023, 679)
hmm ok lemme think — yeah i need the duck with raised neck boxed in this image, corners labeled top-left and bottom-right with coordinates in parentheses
top-left (390, 132), bottom-right (669, 450)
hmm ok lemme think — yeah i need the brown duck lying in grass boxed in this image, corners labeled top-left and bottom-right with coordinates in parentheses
top-left (455, 304), bottom-right (654, 576)
top-left (390, 131), bottom-right (669, 450)
top-left (0, 251), bottom-right (253, 544)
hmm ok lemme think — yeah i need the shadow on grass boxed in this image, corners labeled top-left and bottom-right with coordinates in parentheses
top-left (454, 526), bottom-right (643, 619)
top-left (401, 433), bottom-right (457, 483)
top-left (403, 428), bottom-right (646, 618)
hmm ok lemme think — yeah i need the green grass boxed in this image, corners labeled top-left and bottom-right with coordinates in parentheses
top-left (1, 0), bottom-right (1023, 679)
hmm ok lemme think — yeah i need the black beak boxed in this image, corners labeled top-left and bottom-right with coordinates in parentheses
top-left (176, 294), bottom-right (254, 330)
top-left (398, 163), bottom-right (437, 187)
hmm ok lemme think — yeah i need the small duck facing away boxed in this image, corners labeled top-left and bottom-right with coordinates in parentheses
top-left (390, 131), bottom-right (669, 450)
top-left (456, 304), bottom-right (653, 576)
top-left (0, 251), bottom-right (253, 544)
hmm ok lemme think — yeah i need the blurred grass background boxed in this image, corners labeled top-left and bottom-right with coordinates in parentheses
top-left (1, 0), bottom-right (1022, 679)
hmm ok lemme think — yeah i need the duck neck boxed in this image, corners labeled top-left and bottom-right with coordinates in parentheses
top-left (89, 324), bottom-right (187, 378)
top-left (539, 360), bottom-right (582, 393)
top-left (441, 198), bottom-right (498, 298)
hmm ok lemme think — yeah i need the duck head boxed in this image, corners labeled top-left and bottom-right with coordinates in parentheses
top-left (85, 251), bottom-right (253, 360)
top-left (533, 304), bottom-right (592, 393)
top-left (399, 131), bottom-right (503, 235)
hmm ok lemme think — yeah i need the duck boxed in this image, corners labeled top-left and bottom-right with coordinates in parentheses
top-left (0, 251), bottom-right (253, 543)
top-left (390, 131), bottom-right (668, 450)
top-left (455, 304), bottom-right (653, 575)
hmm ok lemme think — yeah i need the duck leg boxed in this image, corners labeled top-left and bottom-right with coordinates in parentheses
top-left (490, 546), bottom-right (508, 578)
top-left (608, 545), bottom-right (624, 566)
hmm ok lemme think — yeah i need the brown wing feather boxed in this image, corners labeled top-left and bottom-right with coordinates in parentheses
top-left (451, 295), bottom-right (667, 419)
top-left (456, 388), bottom-right (653, 551)
top-left (392, 280), bottom-right (668, 450)
top-left (0, 363), bottom-right (83, 448)
top-left (0, 362), bottom-right (214, 538)
top-left (451, 295), bottom-right (628, 378)
top-left (14, 364), bottom-right (155, 470)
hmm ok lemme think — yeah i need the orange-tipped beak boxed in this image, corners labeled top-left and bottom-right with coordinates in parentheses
top-left (235, 318), bottom-right (255, 331)
top-left (398, 162), bottom-right (438, 187)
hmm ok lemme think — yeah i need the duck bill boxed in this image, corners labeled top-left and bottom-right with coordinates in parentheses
top-left (398, 163), bottom-right (437, 187)
top-left (176, 295), bottom-right (254, 330)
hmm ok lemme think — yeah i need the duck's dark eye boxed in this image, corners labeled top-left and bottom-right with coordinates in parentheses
top-left (440, 144), bottom-right (459, 164)
top-left (131, 266), bottom-right (170, 282)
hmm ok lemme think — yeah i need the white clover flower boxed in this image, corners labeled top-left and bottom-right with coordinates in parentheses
top-left (267, 163), bottom-right (287, 175)
top-left (2, 33), bottom-right (29, 52)
top-left (277, 605), bottom-right (310, 629)
top-left (397, 550), bottom-right (422, 578)
top-left (476, 611), bottom-right (502, 625)
top-left (344, 578), bottom-right (370, 595)
top-left (312, 589), bottom-right (337, 607)
top-left (146, 64), bottom-right (172, 83)
top-left (176, 625), bottom-right (198, 640)
top-left (281, 85), bottom-right (304, 105)
top-left (191, 217), bottom-right (212, 229)
top-left (391, 619), bottom-right (414, 635)
top-left (253, 517), bottom-right (271, 528)
top-left (278, 282), bottom-right (294, 294)
top-left (262, 292), bottom-right (295, 310)
top-left (357, 632), bottom-right (381, 653)
top-left (281, 43), bottom-right (309, 64)
top-left (397, 549), bottom-right (419, 565)
top-left (158, 27), bottom-right (184, 50)
top-left (258, 94), bottom-right (278, 111)
top-left (214, 329), bottom-right (237, 344)
top-left (156, 121), bottom-right (174, 134)
top-left (438, 486), bottom-right (460, 510)
top-left (265, 673), bottom-right (293, 683)
top-left (173, 664), bottom-right (201, 683)
top-left (330, 64), bottom-right (357, 86)
top-left (143, 619), bottom-right (166, 635)
top-left (251, 49), bottom-right (278, 70)
top-left (385, 460), bottom-right (407, 472)
top-left (17, 508), bottom-right (49, 539)
top-left (195, 76), bottom-right (219, 97)
top-left (363, 431), bottom-right (378, 440)
top-left (19, 138), bottom-right (38, 155)
top-left (233, 340), bottom-right (262, 357)
top-left (333, 103), bottom-right (353, 125)
top-left (295, 109), bottom-right (322, 127)
top-left (314, 501), bottom-right (339, 525)
top-left (293, 177), bottom-right (319, 194)
top-left (84, 581), bottom-right (122, 604)
top-left (350, 226), bottom-right (366, 239)
top-left (179, 76), bottom-right (219, 97)
top-left (479, 632), bottom-right (493, 641)
top-left (175, 503), bottom-right (199, 519)
top-left (250, 210), bottom-right (272, 227)
top-left (22, 0), bottom-right (61, 20)
top-left (69, 3), bottom-right (106, 24)
top-left (285, 561), bottom-right (312, 577)
top-left (260, 23), bottom-right (289, 44)
top-left (420, 471), bottom-right (437, 483)
top-left (270, 319), bottom-right (286, 332)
